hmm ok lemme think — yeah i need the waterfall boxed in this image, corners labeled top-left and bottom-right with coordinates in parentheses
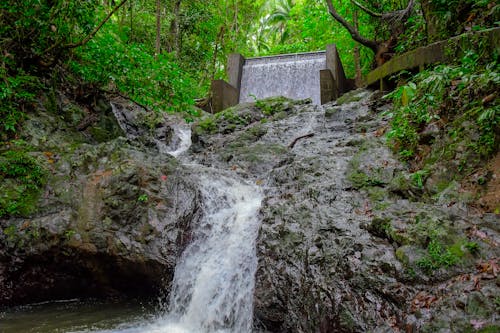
top-left (89, 125), bottom-right (263, 333)
top-left (164, 124), bottom-right (192, 157)
top-left (163, 127), bottom-right (262, 332)
top-left (165, 170), bottom-right (262, 333)
top-left (239, 51), bottom-right (326, 105)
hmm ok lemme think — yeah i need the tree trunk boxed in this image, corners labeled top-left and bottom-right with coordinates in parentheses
top-left (420, 0), bottom-right (441, 42)
top-left (168, 0), bottom-right (181, 54)
top-left (352, 7), bottom-right (362, 86)
top-left (155, 0), bottom-right (161, 59)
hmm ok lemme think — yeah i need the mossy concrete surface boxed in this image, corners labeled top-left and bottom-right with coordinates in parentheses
top-left (365, 27), bottom-right (500, 87)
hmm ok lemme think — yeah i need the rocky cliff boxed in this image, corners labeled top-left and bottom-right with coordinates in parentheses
top-left (1, 89), bottom-right (498, 332)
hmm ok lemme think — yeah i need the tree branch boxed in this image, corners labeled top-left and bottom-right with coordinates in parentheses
top-left (325, 0), bottom-right (379, 53)
top-left (41, 0), bottom-right (128, 57)
top-left (352, 0), bottom-right (382, 18)
top-left (65, 0), bottom-right (129, 49)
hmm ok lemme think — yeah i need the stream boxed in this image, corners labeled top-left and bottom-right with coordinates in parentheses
top-left (1, 125), bottom-right (263, 333)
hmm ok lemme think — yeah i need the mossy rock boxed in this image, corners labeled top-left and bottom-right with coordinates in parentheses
top-left (0, 150), bottom-right (46, 218)
top-left (336, 90), bottom-right (367, 105)
top-left (395, 245), bottom-right (425, 266)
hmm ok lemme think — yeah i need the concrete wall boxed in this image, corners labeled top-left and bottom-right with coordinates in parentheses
top-left (210, 45), bottom-right (351, 112)
top-left (365, 28), bottom-right (500, 87)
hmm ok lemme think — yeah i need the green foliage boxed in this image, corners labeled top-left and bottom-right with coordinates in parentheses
top-left (137, 194), bottom-right (149, 203)
top-left (70, 24), bottom-right (200, 114)
top-left (0, 1), bottom-right (99, 138)
top-left (410, 169), bottom-right (429, 189)
top-left (0, 0), bottom-right (98, 67)
top-left (394, 10), bottom-right (427, 54)
top-left (417, 238), bottom-right (459, 272)
top-left (245, 0), bottom-right (376, 77)
top-left (0, 68), bottom-right (41, 137)
top-left (0, 150), bottom-right (46, 217)
top-left (386, 55), bottom-right (499, 166)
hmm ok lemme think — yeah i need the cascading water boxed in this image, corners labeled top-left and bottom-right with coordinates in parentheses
top-left (165, 170), bottom-right (262, 332)
top-left (164, 125), bottom-right (192, 157)
top-left (85, 124), bottom-right (262, 333)
top-left (161, 126), bottom-right (262, 332)
top-left (239, 51), bottom-right (326, 105)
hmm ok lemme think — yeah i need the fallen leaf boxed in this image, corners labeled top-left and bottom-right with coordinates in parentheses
top-left (19, 220), bottom-right (31, 231)
top-left (476, 258), bottom-right (499, 277)
top-left (481, 93), bottom-right (496, 105)
top-left (470, 319), bottom-right (487, 330)
top-left (411, 291), bottom-right (439, 312)
top-left (472, 275), bottom-right (481, 291)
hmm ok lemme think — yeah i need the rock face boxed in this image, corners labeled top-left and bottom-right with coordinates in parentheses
top-left (191, 90), bottom-right (499, 332)
top-left (1, 89), bottom-right (499, 332)
top-left (0, 95), bottom-right (200, 306)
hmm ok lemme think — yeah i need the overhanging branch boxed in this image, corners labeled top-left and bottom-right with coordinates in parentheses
top-left (325, 0), bottom-right (379, 53)
top-left (65, 0), bottom-right (129, 49)
top-left (352, 0), bottom-right (382, 18)
top-left (42, 0), bottom-right (129, 56)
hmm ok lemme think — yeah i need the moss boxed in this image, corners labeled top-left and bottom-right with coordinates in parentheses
top-left (348, 170), bottom-right (385, 189)
top-left (0, 150), bottom-right (46, 217)
top-left (338, 307), bottom-right (357, 331)
top-left (255, 96), bottom-right (291, 116)
top-left (367, 187), bottom-right (388, 202)
top-left (477, 326), bottom-right (500, 333)
top-left (336, 90), bottom-right (365, 105)
top-left (3, 222), bottom-right (43, 249)
top-left (368, 217), bottom-right (412, 245)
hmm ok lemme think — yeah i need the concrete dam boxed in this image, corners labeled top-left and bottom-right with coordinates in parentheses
top-left (208, 44), bottom-right (353, 112)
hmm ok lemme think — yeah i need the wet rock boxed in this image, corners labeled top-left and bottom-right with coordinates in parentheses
top-left (193, 89), bottom-right (500, 332)
top-left (0, 97), bottom-right (201, 306)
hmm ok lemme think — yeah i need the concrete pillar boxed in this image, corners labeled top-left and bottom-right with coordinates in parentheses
top-left (326, 44), bottom-right (348, 98)
top-left (320, 69), bottom-right (336, 104)
top-left (211, 80), bottom-right (239, 113)
top-left (227, 53), bottom-right (245, 97)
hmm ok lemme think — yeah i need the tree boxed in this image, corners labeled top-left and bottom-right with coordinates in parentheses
top-left (265, 0), bottom-right (294, 43)
top-left (155, 0), bottom-right (162, 58)
top-left (325, 0), bottom-right (415, 66)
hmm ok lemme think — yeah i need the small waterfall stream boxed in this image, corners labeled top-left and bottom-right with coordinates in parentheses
top-left (165, 170), bottom-right (262, 332)
top-left (163, 126), bottom-right (262, 333)
top-left (89, 124), bottom-right (263, 333)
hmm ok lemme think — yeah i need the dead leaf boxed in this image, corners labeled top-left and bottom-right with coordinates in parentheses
top-left (374, 126), bottom-right (387, 137)
top-left (472, 275), bottom-right (481, 291)
top-left (470, 319), bottom-right (487, 330)
top-left (411, 291), bottom-right (439, 312)
top-left (481, 93), bottom-right (496, 105)
top-left (476, 258), bottom-right (499, 277)
top-left (19, 220), bottom-right (31, 231)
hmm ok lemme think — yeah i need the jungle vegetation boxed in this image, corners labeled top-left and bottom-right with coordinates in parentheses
top-left (0, 1), bottom-right (498, 216)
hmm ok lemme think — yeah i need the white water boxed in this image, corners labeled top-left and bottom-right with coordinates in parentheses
top-left (84, 125), bottom-right (263, 333)
top-left (239, 51), bottom-right (326, 105)
top-left (164, 125), bottom-right (192, 157)
top-left (166, 171), bottom-right (262, 332)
